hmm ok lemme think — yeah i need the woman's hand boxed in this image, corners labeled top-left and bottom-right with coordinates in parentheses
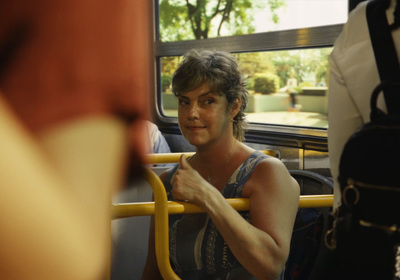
top-left (170, 155), bottom-right (214, 204)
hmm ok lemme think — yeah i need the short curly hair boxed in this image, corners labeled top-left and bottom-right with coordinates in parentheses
top-left (171, 49), bottom-right (249, 141)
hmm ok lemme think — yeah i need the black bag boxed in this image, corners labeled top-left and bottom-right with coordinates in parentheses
top-left (324, 1), bottom-right (400, 279)
top-left (338, 0), bottom-right (400, 231)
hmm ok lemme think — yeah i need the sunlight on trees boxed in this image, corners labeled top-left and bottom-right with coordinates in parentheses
top-left (161, 48), bottom-right (331, 95)
top-left (159, 0), bottom-right (331, 96)
top-left (159, 0), bottom-right (285, 41)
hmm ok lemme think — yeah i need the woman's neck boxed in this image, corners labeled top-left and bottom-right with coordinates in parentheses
top-left (190, 138), bottom-right (238, 187)
top-left (194, 137), bottom-right (237, 161)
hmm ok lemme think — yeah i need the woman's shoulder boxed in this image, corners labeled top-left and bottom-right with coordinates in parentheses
top-left (232, 148), bottom-right (267, 174)
top-left (250, 153), bottom-right (287, 175)
top-left (229, 149), bottom-right (273, 184)
top-left (243, 153), bottom-right (299, 196)
top-left (243, 149), bottom-right (275, 166)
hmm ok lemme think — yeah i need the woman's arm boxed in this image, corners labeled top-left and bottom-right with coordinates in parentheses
top-left (171, 155), bottom-right (299, 280)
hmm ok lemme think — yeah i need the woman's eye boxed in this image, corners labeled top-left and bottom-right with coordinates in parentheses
top-left (178, 99), bottom-right (189, 105)
top-left (204, 99), bottom-right (214, 105)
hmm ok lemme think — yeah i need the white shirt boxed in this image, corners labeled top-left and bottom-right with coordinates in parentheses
top-left (328, 0), bottom-right (400, 208)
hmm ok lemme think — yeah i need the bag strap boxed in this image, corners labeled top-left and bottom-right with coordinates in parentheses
top-left (367, 0), bottom-right (400, 115)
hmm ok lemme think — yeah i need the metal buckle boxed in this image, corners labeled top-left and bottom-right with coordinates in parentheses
top-left (342, 183), bottom-right (360, 206)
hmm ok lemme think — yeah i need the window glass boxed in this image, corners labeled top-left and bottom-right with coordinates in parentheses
top-left (160, 47), bottom-right (331, 128)
top-left (158, 0), bottom-right (347, 42)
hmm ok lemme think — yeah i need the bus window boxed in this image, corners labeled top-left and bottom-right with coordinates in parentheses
top-left (156, 0), bottom-right (347, 131)
top-left (158, 0), bottom-right (348, 42)
top-left (160, 47), bottom-right (331, 128)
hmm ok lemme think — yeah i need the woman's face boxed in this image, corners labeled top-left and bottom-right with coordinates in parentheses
top-left (177, 83), bottom-right (232, 147)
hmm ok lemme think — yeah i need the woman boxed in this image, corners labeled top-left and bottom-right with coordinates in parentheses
top-left (142, 49), bottom-right (299, 280)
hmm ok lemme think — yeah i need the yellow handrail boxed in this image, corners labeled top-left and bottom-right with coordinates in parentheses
top-left (145, 150), bottom-right (275, 164)
top-left (112, 195), bottom-right (333, 219)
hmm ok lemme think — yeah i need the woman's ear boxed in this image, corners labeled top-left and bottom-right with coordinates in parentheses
top-left (230, 97), bottom-right (241, 119)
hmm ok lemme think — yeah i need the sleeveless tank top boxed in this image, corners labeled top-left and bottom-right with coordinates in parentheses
top-left (163, 150), bottom-right (283, 280)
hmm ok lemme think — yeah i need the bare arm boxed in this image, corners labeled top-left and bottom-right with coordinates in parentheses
top-left (171, 155), bottom-right (299, 280)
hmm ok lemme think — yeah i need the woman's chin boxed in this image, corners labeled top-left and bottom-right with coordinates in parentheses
top-left (185, 136), bottom-right (206, 147)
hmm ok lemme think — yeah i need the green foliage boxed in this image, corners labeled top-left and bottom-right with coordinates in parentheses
top-left (158, 0), bottom-right (331, 94)
top-left (253, 73), bottom-right (280, 94)
top-left (160, 49), bottom-right (332, 96)
top-left (161, 73), bottom-right (172, 92)
top-left (271, 48), bottom-right (332, 87)
top-left (234, 52), bottom-right (276, 79)
top-left (245, 77), bottom-right (254, 91)
top-left (314, 49), bottom-right (331, 85)
top-left (268, 0), bottom-right (287, 24)
top-left (161, 56), bottom-right (181, 76)
top-left (159, 0), bottom-right (194, 41)
top-left (272, 51), bottom-right (302, 87)
top-left (159, 0), bottom-right (285, 41)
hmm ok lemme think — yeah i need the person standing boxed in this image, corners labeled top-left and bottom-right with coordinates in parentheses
top-left (327, 0), bottom-right (400, 278)
top-left (328, 0), bottom-right (400, 210)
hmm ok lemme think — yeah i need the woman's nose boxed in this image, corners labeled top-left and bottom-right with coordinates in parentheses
top-left (188, 103), bottom-right (199, 118)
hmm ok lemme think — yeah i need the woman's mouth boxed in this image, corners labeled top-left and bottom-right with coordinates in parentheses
top-left (187, 125), bottom-right (206, 131)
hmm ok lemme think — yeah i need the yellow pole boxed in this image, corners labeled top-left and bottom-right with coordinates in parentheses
top-left (143, 168), bottom-right (180, 280)
top-left (144, 150), bottom-right (275, 164)
top-left (112, 194), bottom-right (333, 219)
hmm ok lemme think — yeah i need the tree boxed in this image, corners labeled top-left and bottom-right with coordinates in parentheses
top-left (234, 52), bottom-right (276, 78)
top-left (253, 73), bottom-right (280, 94)
top-left (270, 48), bottom-right (331, 88)
top-left (314, 48), bottom-right (331, 86)
top-left (159, 0), bottom-right (292, 94)
top-left (233, 52), bottom-right (276, 92)
top-left (159, 0), bottom-right (285, 41)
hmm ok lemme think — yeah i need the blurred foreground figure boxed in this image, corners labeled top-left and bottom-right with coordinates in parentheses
top-left (0, 1), bottom-right (153, 279)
